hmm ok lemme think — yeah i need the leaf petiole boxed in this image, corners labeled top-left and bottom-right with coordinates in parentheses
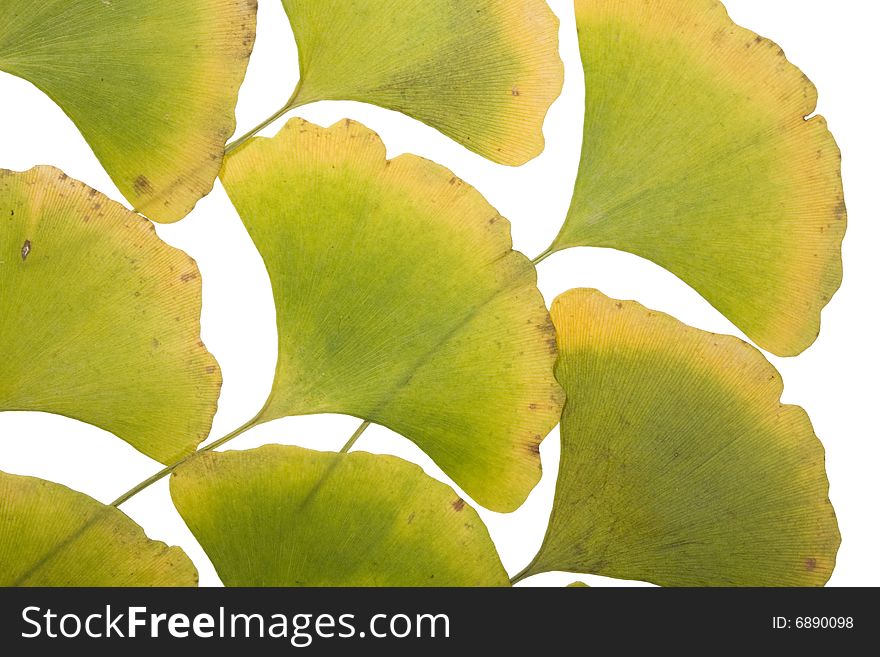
top-left (339, 420), bottom-right (371, 453)
top-left (224, 105), bottom-right (292, 156)
top-left (111, 416), bottom-right (262, 508)
top-left (111, 417), bottom-right (373, 508)
top-left (509, 568), bottom-right (531, 586)
top-left (224, 83), bottom-right (305, 156)
top-left (531, 247), bottom-right (555, 266)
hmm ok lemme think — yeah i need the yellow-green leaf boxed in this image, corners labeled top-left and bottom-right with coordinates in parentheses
top-left (221, 119), bottom-right (563, 512)
top-left (1, 470), bottom-right (197, 586)
top-left (545, 0), bottom-right (845, 356)
top-left (279, 0), bottom-right (563, 165)
top-left (0, 167), bottom-right (221, 464)
top-left (171, 445), bottom-right (509, 586)
top-left (0, 0), bottom-right (257, 222)
top-left (519, 289), bottom-right (840, 586)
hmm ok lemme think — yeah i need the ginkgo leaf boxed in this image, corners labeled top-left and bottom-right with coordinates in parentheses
top-left (0, 470), bottom-right (197, 586)
top-left (517, 289), bottom-right (840, 586)
top-left (220, 119), bottom-right (563, 513)
top-left (170, 445), bottom-right (510, 586)
top-left (0, 0), bottom-right (257, 222)
top-left (542, 0), bottom-right (845, 356)
top-left (276, 0), bottom-right (563, 165)
top-left (0, 167), bottom-right (221, 464)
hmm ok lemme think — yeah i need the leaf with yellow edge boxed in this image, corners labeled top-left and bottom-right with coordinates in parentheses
top-left (170, 445), bottom-right (509, 586)
top-left (517, 289), bottom-right (840, 587)
top-left (0, 0), bottom-right (257, 222)
top-left (543, 0), bottom-right (845, 356)
top-left (1, 470), bottom-right (197, 586)
top-left (276, 0), bottom-right (563, 165)
top-left (0, 167), bottom-right (221, 464)
top-left (221, 118), bottom-right (563, 513)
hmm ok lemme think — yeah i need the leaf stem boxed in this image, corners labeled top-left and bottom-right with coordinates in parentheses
top-left (224, 105), bottom-right (293, 156)
top-left (224, 82), bottom-right (305, 156)
top-left (509, 566), bottom-right (532, 586)
top-left (110, 416), bottom-right (261, 508)
top-left (112, 414), bottom-right (372, 508)
top-left (340, 420), bottom-right (371, 453)
top-left (531, 246), bottom-right (555, 266)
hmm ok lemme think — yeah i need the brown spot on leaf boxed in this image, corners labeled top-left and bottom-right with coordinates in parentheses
top-left (511, 86), bottom-right (521, 97)
top-left (805, 558), bottom-right (817, 572)
top-left (133, 175), bottom-right (154, 197)
top-left (407, 512), bottom-right (415, 525)
top-left (152, 338), bottom-right (160, 350)
top-left (180, 271), bottom-right (199, 283)
top-left (834, 200), bottom-right (847, 220)
top-left (529, 403), bottom-right (538, 410)
top-left (21, 240), bottom-right (31, 261)
top-left (451, 498), bottom-right (465, 513)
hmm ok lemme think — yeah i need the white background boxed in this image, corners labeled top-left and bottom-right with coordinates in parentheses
top-left (1, 0), bottom-right (877, 587)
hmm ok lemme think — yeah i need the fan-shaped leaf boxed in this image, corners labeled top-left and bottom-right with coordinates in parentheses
top-left (0, 167), bottom-right (220, 464)
top-left (220, 119), bottom-right (563, 512)
top-left (519, 289), bottom-right (840, 586)
top-left (279, 0), bottom-right (563, 165)
top-left (1, 470), bottom-right (197, 586)
top-left (171, 445), bottom-right (509, 586)
top-left (545, 0), bottom-right (845, 356)
top-left (0, 0), bottom-right (257, 222)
